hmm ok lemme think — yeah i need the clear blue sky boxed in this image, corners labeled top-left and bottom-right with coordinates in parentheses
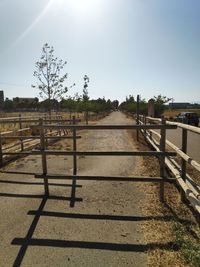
top-left (0, 0), bottom-right (199, 103)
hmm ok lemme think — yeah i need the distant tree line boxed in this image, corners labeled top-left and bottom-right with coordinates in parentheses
top-left (119, 95), bottom-right (171, 117)
top-left (3, 96), bottom-right (119, 113)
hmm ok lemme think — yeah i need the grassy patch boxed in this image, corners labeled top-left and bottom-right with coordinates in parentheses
top-left (173, 223), bottom-right (200, 267)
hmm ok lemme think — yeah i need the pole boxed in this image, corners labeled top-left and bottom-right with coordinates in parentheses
top-left (39, 118), bottom-right (49, 196)
top-left (159, 116), bottom-right (166, 202)
top-left (19, 114), bottom-right (24, 151)
top-left (136, 95), bottom-right (140, 141)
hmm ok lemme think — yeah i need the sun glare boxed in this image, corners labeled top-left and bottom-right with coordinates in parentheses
top-left (68, 0), bottom-right (101, 15)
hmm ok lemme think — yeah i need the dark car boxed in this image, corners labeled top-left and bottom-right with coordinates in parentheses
top-left (175, 112), bottom-right (199, 127)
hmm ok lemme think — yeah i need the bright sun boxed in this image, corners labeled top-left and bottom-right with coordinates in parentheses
top-left (56, 0), bottom-right (100, 14)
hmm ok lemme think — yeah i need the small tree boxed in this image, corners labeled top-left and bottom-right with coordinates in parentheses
top-left (154, 95), bottom-right (171, 116)
top-left (32, 43), bottom-right (74, 114)
top-left (82, 75), bottom-right (90, 101)
top-left (81, 75), bottom-right (90, 123)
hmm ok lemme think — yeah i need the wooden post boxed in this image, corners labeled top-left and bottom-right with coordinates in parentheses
top-left (144, 115), bottom-right (147, 142)
top-left (69, 111), bottom-right (72, 122)
top-left (73, 116), bottom-right (77, 175)
top-left (70, 116), bottom-right (77, 207)
top-left (39, 119), bottom-right (49, 196)
top-left (0, 134), bottom-right (3, 168)
top-left (59, 115), bottom-right (62, 136)
top-left (44, 114), bottom-right (48, 146)
top-left (85, 111), bottom-right (88, 125)
top-left (19, 114), bottom-right (24, 151)
top-left (181, 128), bottom-right (187, 200)
top-left (159, 116), bottom-right (166, 202)
top-left (136, 95), bottom-right (140, 141)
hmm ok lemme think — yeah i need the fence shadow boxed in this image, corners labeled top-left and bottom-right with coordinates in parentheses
top-left (0, 180), bottom-right (82, 187)
top-left (0, 192), bottom-right (83, 201)
top-left (10, 196), bottom-right (182, 267)
top-left (12, 238), bottom-right (177, 252)
top-left (0, 179), bottom-right (82, 188)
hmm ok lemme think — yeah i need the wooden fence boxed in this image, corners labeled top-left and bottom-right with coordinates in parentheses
top-left (138, 114), bottom-right (200, 215)
top-left (0, 114), bottom-right (81, 167)
top-left (1, 112), bottom-right (199, 214)
top-left (13, 120), bottom-right (178, 203)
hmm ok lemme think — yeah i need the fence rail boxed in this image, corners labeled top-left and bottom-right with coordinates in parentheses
top-left (0, 114), bottom-right (80, 167)
top-left (19, 119), bottom-right (177, 203)
top-left (138, 114), bottom-right (200, 215)
top-left (6, 113), bottom-right (200, 212)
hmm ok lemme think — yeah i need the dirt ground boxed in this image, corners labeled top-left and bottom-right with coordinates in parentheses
top-left (0, 112), bottom-right (148, 267)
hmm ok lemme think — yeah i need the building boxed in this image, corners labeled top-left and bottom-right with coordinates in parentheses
top-left (169, 102), bottom-right (191, 109)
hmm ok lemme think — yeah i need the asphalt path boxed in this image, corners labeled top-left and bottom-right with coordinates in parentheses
top-left (0, 112), bottom-right (147, 267)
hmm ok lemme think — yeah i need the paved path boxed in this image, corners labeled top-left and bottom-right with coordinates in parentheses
top-left (0, 112), bottom-right (147, 267)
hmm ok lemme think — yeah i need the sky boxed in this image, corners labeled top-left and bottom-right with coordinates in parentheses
top-left (0, 0), bottom-right (199, 103)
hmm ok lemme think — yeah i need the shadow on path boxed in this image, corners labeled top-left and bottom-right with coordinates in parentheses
top-left (12, 238), bottom-right (177, 252)
top-left (0, 179), bottom-right (82, 188)
top-left (8, 194), bottom-right (184, 267)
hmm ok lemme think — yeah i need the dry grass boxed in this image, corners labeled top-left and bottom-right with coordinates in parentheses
top-left (131, 130), bottom-right (200, 267)
top-left (163, 109), bottom-right (200, 119)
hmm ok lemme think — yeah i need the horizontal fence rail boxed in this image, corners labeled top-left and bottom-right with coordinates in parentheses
top-left (0, 136), bottom-right (82, 140)
top-left (2, 150), bottom-right (177, 156)
top-left (145, 116), bottom-right (200, 135)
top-left (30, 124), bottom-right (177, 130)
top-left (0, 119), bottom-right (81, 124)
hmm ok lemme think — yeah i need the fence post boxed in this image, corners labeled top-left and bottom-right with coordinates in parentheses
top-left (159, 116), bottom-right (166, 202)
top-left (181, 128), bottom-right (187, 201)
top-left (19, 114), bottom-right (24, 151)
top-left (39, 118), bottom-right (49, 196)
top-left (85, 111), bottom-right (88, 125)
top-left (70, 116), bottom-right (77, 207)
top-left (0, 134), bottom-right (3, 167)
top-left (72, 116), bottom-right (77, 175)
top-left (59, 115), bottom-right (62, 136)
top-left (144, 115), bottom-right (147, 142)
top-left (44, 114), bottom-right (48, 146)
top-left (136, 95), bottom-right (140, 141)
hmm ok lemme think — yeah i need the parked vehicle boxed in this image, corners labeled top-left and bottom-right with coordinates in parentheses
top-left (174, 112), bottom-right (199, 127)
